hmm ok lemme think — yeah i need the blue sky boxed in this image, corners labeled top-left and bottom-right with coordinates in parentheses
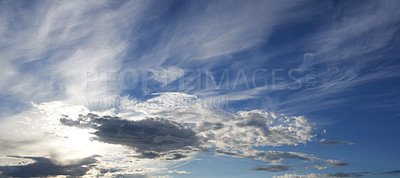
top-left (0, 0), bottom-right (400, 177)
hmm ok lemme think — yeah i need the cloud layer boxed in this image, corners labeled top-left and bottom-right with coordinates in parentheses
top-left (0, 93), bottom-right (341, 176)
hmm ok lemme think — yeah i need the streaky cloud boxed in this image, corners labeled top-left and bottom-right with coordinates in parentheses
top-left (252, 165), bottom-right (291, 172)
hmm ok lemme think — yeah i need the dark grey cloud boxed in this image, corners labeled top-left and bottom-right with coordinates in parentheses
top-left (381, 170), bottom-right (400, 174)
top-left (327, 172), bottom-right (363, 177)
top-left (137, 152), bottom-right (160, 159)
top-left (314, 161), bottom-right (349, 167)
top-left (166, 153), bottom-right (187, 160)
top-left (215, 149), bottom-right (240, 156)
top-left (60, 113), bottom-right (199, 159)
top-left (329, 162), bottom-right (349, 167)
top-left (252, 165), bottom-right (291, 172)
top-left (261, 151), bottom-right (311, 161)
top-left (0, 155), bottom-right (97, 177)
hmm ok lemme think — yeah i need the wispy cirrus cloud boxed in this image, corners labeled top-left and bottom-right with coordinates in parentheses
top-left (0, 0), bottom-right (150, 110)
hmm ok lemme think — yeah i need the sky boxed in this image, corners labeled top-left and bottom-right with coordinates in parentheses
top-left (0, 0), bottom-right (400, 177)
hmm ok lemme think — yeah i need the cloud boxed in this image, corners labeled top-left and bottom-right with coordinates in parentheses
top-left (60, 113), bottom-right (199, 159)
top-left (327, 162), bottom-right (349, 167)
top-left (252, 165), bottom-right (291, 172)
top-left (166, 170), bottom-right (190, 174)
top-left (326, 172), bottom-right (362, 177)
top-left (0, 155), bottom-right (97, 177)
top-left (381, 170), bottom-right (400, 174)
top-left (313, 160), bottom-right (349, 168)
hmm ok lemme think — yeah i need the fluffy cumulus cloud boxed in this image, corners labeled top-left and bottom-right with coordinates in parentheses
top-left (116, 92), bottom-right (318, 162)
